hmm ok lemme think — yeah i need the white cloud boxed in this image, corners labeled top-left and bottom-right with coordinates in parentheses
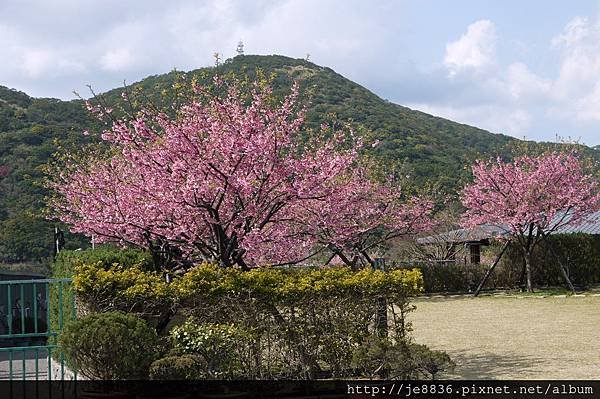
top-left (444, 20), bottom-right (496, 76)
top-left (423, 17), bottom-right (600, 143)
top-left (420, 20), bottom-right (547, 137)
top-left (408, 103), bottom-right (532, 136)
top-left (0, 0), bottom-right (393, 97)
top-left (549, 16), bottom-right (600, 122)
top-left (100, 48), bottom-right (136, 71)
top-left (573, 84), bottom-right (600, 120)
top-left (23, 50), bottom-right (53, 77)
top-left (505, 62), bottom-right (550, 101)
top-left (551, 16), bottom-right (590, 48)
top-left (22, 48), bottom-right (87, 78)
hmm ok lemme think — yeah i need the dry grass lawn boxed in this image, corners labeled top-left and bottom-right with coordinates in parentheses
top-left (408, 295), bottom-right (600, 379)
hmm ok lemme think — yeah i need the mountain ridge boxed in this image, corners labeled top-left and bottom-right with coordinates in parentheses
top-left (0, 54), bottom-right (595, 263)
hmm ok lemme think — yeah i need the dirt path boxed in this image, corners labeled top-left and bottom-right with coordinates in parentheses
top-left (408, 295), bottom-right (600, 379)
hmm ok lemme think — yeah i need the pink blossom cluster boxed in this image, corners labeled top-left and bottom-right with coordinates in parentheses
top-left (51, 81), bottom-right (432, 269)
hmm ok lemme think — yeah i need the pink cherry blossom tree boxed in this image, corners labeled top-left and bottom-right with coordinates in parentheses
top-left (300, 170), bottom-right (434, 270)
top-left (461, 152), bottom-right (600, 292)
top-left (49, 78), bottom-right (432, 272)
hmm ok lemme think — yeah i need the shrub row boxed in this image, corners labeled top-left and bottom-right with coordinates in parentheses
top-left (60, 310), bottom-right (455, 381)
top-left (52, 246), bottom-right (153, 278)
top-left (50, 247), bottom-right (153, 333)
top-left (502, 233), bottom-right (600, 288)
top-left (171, 264), bottom-right (423, 378)
top-left (57, 256), bottom-right (439, 379)
top-left (400, 234), bottom-right (600, 293)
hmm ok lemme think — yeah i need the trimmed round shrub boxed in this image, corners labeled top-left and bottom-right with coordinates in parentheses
top-left (59, 311), bottom-right (160, 380)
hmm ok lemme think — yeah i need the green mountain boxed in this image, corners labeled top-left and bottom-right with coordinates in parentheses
top-left (0, 55), bottom-right (595, 263)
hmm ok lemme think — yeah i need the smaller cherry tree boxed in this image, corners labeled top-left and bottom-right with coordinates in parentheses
top-left (461, 152), bottom-right (600, 292)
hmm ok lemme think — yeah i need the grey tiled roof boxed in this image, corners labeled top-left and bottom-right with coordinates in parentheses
top-left (417, 225), bottom-right (508, 244)
top-left (417, 211), bottom-right (600, 244)
top-left (554, 211), bottom-right (600, 235)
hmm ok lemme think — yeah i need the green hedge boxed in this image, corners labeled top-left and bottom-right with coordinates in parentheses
top-left (52, 246), bottom-right (153, 278)
top-left (408, 234), bottom-right (600, 293)
top-left (175, 263), bottom-right (423, 300)
top-left (172, 264), bottom-right (423, 379)
top-left (72, 262), bottom-right (175, 326)
top-left (69, 262), bottom-right (426, 379)
top-left (59, 311), bottom-right (160, 380)
top-left (405, 262), bottom-right (488, 293)
top-left (502, 233), bottom-right (600, 288)
top-left (50, 246), bottom-right (152, 335)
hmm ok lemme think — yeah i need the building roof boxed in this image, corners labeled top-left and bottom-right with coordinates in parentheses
top-left (553, 211), bottom-right (600, 235)
top-left (417, 211), bottom-right (600, 245)
top-left (417, 225), bottom-right (507, 245)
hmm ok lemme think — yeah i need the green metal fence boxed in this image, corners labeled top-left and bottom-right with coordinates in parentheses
top-left (0, 278), bottom-right (75, 381)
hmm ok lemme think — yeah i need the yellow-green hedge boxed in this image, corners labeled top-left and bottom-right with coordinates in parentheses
top-left (175, 263), bottom-right (423, 300)
top-left (72, 262), bottom-right (423, 308)
top-left (69, 262), bottom-right (424, 379)
top-left (72, 262), bottom-right (175, 323)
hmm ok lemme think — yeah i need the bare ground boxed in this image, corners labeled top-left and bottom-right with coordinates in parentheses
top-left (408, 295), bottom-right (600, 379)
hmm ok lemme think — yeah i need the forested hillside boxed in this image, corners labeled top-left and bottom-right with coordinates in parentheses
top-left (0, 55), bottom-right (596, 263)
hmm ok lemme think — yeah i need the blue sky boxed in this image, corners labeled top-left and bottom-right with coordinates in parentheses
top-left (2, 0), bottom-right (600, 145)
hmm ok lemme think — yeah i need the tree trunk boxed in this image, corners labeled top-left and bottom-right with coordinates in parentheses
top-left (517, 256), bottom-right (526, 292)
top-left (376, 297), bottom-right (388, 337)
top-left (473, 240), bottom-right (510, 297)
top-left (524, 251), bottom-right (534, 293)
top-left (155, 308), bottom-right (176, 335)
top-left (372, 258), bottom-right (387, 337)
top-left (265, 302), bottom-right (321, 378)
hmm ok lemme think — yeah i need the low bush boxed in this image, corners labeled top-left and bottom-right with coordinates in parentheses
top-left (410, 343), bottom-right (456, 380)
top-left (352, 336), bottom-right (456, 379)
top-left (172, 264), bottom-right (423, 379)
top-left (69, 261), bottom-right (452, 380)
top-left (170, 320), bottom-right (247, 378)
top-left (350, 338), bottom-right (455, 380)
top-left (58, 311), bottom-right (160, 380)
top-left (149, 355), bottom-right (204, 380)
top-left (71, 262), bottom-right (175, 327)
top-left (351, 336), bottom-right (414, 379)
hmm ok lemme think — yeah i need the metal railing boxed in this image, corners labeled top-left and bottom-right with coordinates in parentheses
top-left (0, 278), bottom-right (75, 381)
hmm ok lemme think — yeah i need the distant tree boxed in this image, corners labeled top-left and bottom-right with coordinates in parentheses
top-left (213, 52), bottom-right (221, 67)
top-left (0, 213), bottom-right (52, 263)
top-left (49, 79), bottom-right (431, 272)
top-left (461, 152), bottom-right (600, 292)
top-left (236, 41), bottom-right (244, 56)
